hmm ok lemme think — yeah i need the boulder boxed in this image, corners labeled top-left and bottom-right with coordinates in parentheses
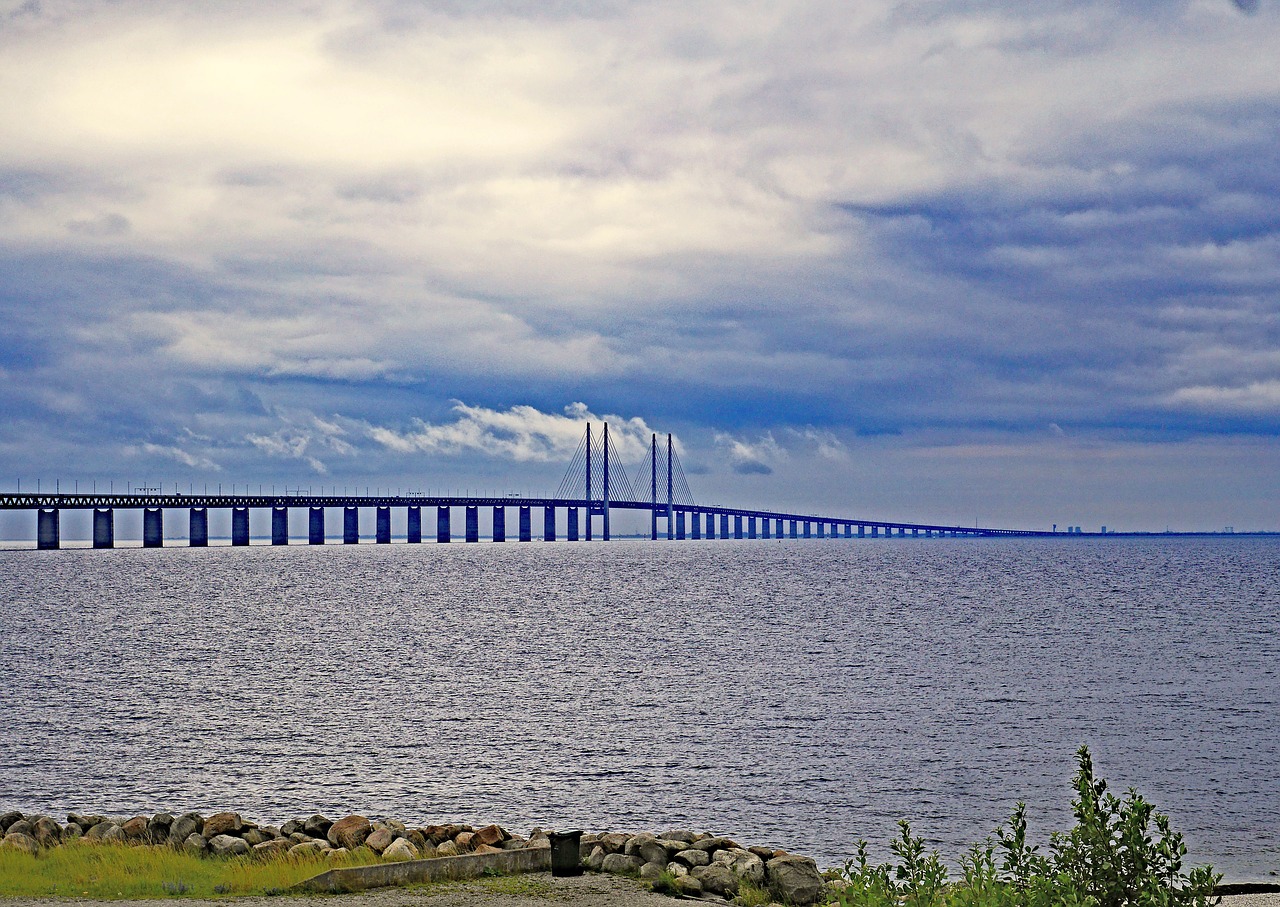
top-left (203, 812), bottom-right (242, 838)
top-left (183, 833), bottom-right (208, 856)
top-left (599, 832), bottom-right (630, 853)
top-left (62, 823), bottom-right (83, 841)
top-left (693, 863), bottom-right (740, 898)
top-left (252, 839), bottom-right (292, 859)
top-left (328, 815), bottom-right (372, 850)
top-left (749, 845), bottom-right (776, 861)
top-left (303, 815), bottom-right (332, 839)
top-left (208, 834), bottom-right (250, 857)
top-left (242, 828), bottom-right (268, 846)
top-left (382, 837), bottom-right (419, 862)
top-left (400, 829), bottom-right (427, 852)
top-left (721, 850), bottom-right (766, 886)
top-left (0, 812), bottom-right (23, 832)
top-left (289, 832), bottom-right (313, 844)
top-left (473, 843), bottom-right (504, 855)
top-left (474, 824), bottom-right (507, 847)
top-left (280, 819), bottom-right (305, 837)
top-left (639, 861), bottom-right (665, 881)
top-left (766, 855), bottom-right (824, 906)
top-left (121, 817), bottom-right (149, 840)
top-left (68, 813), bottom-right (106, 829)
top-left (674, 875), bottom-right (703, 897)
top-left (675, 848), bottom-right (710, 867)
top-left (694, 835), bottom-right (739, 852)
top-left (661, 829), bottom-right (697, 844)
top-left (259, 826), bottom-right (281, 840)
top-left (624, 833), bottom-right (657, 857)
top-left (435, 839), bottom-right (459, 857)
top-left (168, 813), bottom-right (203, 845)
top-left (289, 841), bottom-right (326, 857)
top-left (666, 861), bottom-right (690, 878)
top-left (148, 814), bottom-right (174, 842)
top-left (2, 832), bottom-right (39, 856)
top-left (325, 847), bottom-right (349, 864)
top-left (637, 840), bottom-right (669, 865)
top-left (454, 831), bottom-right (475, 851)
top-left (365, 827), bottom-right (395, 854)
top-left (6, 819), bottom-right (33, 838)
top-left (33, 817), bottom-right (62, 847)
top-left (584, 845), bottom-right (606, 871)
top-left (600, 853), bottom-right (645, 875)
top-left (86, 821), bottom-right (118, 840)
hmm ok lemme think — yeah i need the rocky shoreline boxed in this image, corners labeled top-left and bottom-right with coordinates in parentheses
top-left (0, 809), bottom-right (826, 905)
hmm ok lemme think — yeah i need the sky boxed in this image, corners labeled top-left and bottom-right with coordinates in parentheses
top-left (1, 0), bottom-right (1277, 533)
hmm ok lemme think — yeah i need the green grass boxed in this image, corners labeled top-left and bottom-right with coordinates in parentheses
top-left (0, 840), bottom-right (381, 898)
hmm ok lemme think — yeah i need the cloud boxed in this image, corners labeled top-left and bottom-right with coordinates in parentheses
top-left (714, 431), bottom-right (786, 476)
top-left (245, 409), bottom-right (357, 474)
top-left (787, 426), bottom-right (849, 461)
top-left (134, 442), bottom-right (220, 471)
top-left (1232, 0), bottom-right (1260, 13)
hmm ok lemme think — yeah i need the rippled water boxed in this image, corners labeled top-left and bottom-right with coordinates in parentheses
top-left (1, 537), bottom-right (1277, 880)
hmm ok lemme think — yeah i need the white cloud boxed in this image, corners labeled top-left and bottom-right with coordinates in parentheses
top-left (136, 442), bottom-right (220, 471)
top-left (245, 409), bottom-right (357, 474)
top-left (1164, 380), bottom-right (1280, 413)
top-left (714, 431), bottom-right (787, 475)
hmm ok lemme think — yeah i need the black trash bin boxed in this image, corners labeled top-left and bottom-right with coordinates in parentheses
top-left (548, 829), bottom-right (584, 877)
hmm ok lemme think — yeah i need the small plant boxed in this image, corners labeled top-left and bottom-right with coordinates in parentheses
top-left (735, 879), bottom-right (774, 907)
top-left (651, 869), bottom-right (681, 896)
top-left (889, 821), bottom-right (949, 907)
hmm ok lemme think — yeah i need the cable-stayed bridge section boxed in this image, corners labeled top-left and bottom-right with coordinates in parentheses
top-left (2, 423), bottom-right (1068, 549)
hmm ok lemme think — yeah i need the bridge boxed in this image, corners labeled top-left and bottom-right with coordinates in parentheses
top-left (1, 423), bottom-right (1065, 549)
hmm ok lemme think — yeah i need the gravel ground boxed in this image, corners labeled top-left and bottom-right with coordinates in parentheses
top-left (0, 874), bottom-right (1274, 907)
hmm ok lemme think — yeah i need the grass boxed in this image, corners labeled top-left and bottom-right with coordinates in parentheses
top-left (0, 840), bottom-right (381, 898)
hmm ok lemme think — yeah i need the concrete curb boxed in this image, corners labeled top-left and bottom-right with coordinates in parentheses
top-left (293, 845), bottom-right (553, 893)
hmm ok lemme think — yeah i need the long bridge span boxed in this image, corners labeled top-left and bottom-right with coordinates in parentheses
top-left (0, 423), bottom-right (1088, 549)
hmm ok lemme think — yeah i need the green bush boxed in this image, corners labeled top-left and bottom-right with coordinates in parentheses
top-left (830, 746), bottom-right (1221, 907)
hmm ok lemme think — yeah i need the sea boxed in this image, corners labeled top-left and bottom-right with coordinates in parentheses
top-left (0, 536), bottom-right (1276, 881)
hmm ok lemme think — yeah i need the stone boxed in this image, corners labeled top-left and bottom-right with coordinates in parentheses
top-left (280, 819), bottom-right (305, 837)
top-left (655, 838), bottom-right (688, 857)
top-left (168, 813), bottom-right (204, 845)
top-left (6, 819), bottom-right (33, 838)
top-left (259, 826), bottom-right (281, 839)
top-left (242, 828), bottom-right (268, 846)
top-left (62, 823), bottom-right (83, 841)
top-left (289, 840), bottom-right (326, 857)
top-left (693, 862), bottom-right (740, 898)
top-left (666, 861), bottom-right (690, 877)
top-left (86, 821), bottom-right (117, 840)
top-left (203, 812), bottom-right (242, 838)
top-left (674, 875), bottom-right (703, 897)
top-left (637, 840), bottom-right (669, 865)
top-left (766, 855), bottom-right (824, 906)
top-left (2, 832), bottom-right (39, 856)
top-left (749, 845), bottom-right (776, 861)
top-left (69, 813), bottom-right (106, 829)
top-left (435, 839), bottom-right (459, 857)
top-left (624, 832), bottom-right (657, 857)
top-left (252, 839), bottom-right (291, 859)
top-left (600, 853), bottom-right (645, 875)
top-left (454, 831), bottom-right (475, 851)
top-left (33, 817), bottom-right (62, 847)
top-left (722, 850), bottom-right (766, 886)
top-left (289, 832), bottom-right (313, 844)
top-left (303, 815), bottom-right (332, 839)
top-left (675, 848), bottom-right (710, 867)
top-left (474, 824), bottom-right (507, 847)
top-left (365, 826), bottom-right (395, 854)
top-left (103, 825), bottom-right (129, 844)
top-left (325, 847), bottom-right (349, 864)
top-left (183, 833), bottom-right (208, 856)
top-left (584, 845), bottom-right (606, 871)
top-left (148, 814), bottom-right (174, 842)
top-left (661, 829), bottom-right (697, 844)
top-left (473, 843), bottom-right (504, 855)
top-left (328, 815), bottom-right (372, 850)
top-left (600, 832), bottom-right (630, 853)
top-left (639, 861), bottom-right (666, 881)
top-left (694, 835), bottom-right (739, 852)
top-left (381, 837), bottom-right (420, 862)
top-left (121, 817), bottom-right (149, 840)
top-left (208, 834), bottom-right (250, 857)
top-left (0, 812), bottom-right (23, 832)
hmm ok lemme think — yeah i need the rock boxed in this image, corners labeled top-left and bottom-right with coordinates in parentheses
top-left (68, 813), bottom-right (106, 829)
top-left (121, 817), bottom-right (149, 840)
top-left (454, 831), bottom-right (475, 851)
top-left (0, 812), bottom-right (23, 832)
top-left (584, 845), bottom-right (606, 871)
top-left (601, 853), bottom-right (645, 875)
top-left (252, 839), bottom-right (291, 859)
top-left (421, 824), bottom-right (450, 844)
top-left (365, 827), bottom-right (395, 854)
top-left (675, 848), bottom-right (710, 867)
top-left (303, 815), bottom-right (332, 839)
top-left (6, 819), bottom-right (33, 838)
top-left (694, 862), bottom-right (740, 898)
top-left (280, 819), bottom-right (305, 837)
top-left (435, 839), bottom-right (459, 857)
top-left (242, 828), bottom-right (268, 846)
top-left (666, 861), bottom-right (690, 877)
top-left (289, 832), bottom-right (313, 844)
top-left (766, 855), bottom-right (824, 906)
top-left (289, 841), bottom-right (326, 857)
top-left (86, 821), bottom-right (117, 840)
top-left (325, 847), bottom-right (349, 864)
top-left (62, 823), bottom-right (83, 841)
top-left (148, 814), bottom-right (174, 842)
top-left (202, 812), bottom-right (242, 838)
top-left (2, 832), bottom-right (39, 856)
top-left (749, 845), bottom-right (776, 861)
top-left (473, 843), bottom-right (504, 855)
top-left (33, 817), bottom-right (62, 847)
top-left (661, 829), bottom-right (697, 844)
top-left (599, 832), bottom-right (630, 853)
top-left (183, 833), bottom-right (209, 856)
top-left (328, 815), bottom-right (372, 850)
top-left (655, 838), bottom-right (688, 857)
top-left (722, 850), bottom-right (766, 886)
top-left (399, 829), bottom-right (426, 851)
top-left (474, 824), bottom-right (507, 847)
top-left (624, 833), bottom-right (657, 857)
top-left (208, 834), bottom-right (250, 857)
top-left (639, 861), bottom-right (666, 881)
top-left (168, 813), bottom-right (204, 845)
top-left (637, 840), bottom-right (669, 865)
top-left (674, 875), bottom-right (703, 897)
top-left (382, 837), bottom-right (420, 862)
top-left (259, 826), bottom-right (281, 840)
top-left (694, 835), bottom-right (739, 852)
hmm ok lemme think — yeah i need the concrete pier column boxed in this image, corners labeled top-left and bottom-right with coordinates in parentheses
top-left (803, 521), bottom-right (812, 538)
top-left (566, 507), bottom-right (578, 541)
top-left (762, 517), bottom-right (770, 539)
top-left (691, 510), bottom-right (701, 540)
top-left (844, 524), bottom-right (852, 538)
top-left (493, 506), bottom-right (506, 542)
top-left (437, 506), bottom-right (451, 543)
top-left (309, 507), bottom-right (325, 545)
top-left (749, 516), bottom-right (758, 539)
top-left (272, 507), bottom-right (288, 545)
top-left (465, 506), bottom-right (479, 543)
top-left (189, 508), bottom-right (208, 547)
top-left (676, 511), bottom-right (686, 540)
top-left (519, 506), bottom-right (532, 542)
top-left (734, 515), bottom-right (743, 539)
top-left (93, 508), bottom-right (114, 549)
top-left (407, 506), bottom-right (422, 544)
top-left (789, 520), bottom-right (798, 539)
top-left (720, 513), bottom-right (730, 537)
top-left (912, 528), bottom-right (919, 538)
top-left (543, 506), bottom-right (556, 541)
top-left (817, 522), bottom-right (825, 539)
top-left (344, 507), bottom-right (359, 544)
top-left (705, 513), bottom-right (715, 538)
top-left (143, 507), bottom-right (164, 548)
top-left (376, 506), bottom-right (391, 544)
top-left (871, 526), bottom-right (880, 537)
top-left (232, 507), bottom-right (249, 546)
top-left (37, 508), bottom-right (60, 550)
top-left (857, 524), bottom-right (865, 537)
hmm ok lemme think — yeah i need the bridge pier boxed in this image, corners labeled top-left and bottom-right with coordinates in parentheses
top-left (733, 515), bottom-right (742, 539)
top-left (190, 508), bottom-right (208, 547)
top-left (567, 507), bottom-right (578, 541)
top-left (762, 517), bottom-right (770, 539)
top-left (802, 521), bottom-right (810, 539)
top-left (143, 507), bottom-right (163, 548)
top-left (858, 524), bottom-right (865, 537)
top-left (93, 508), bottom-right (113, 548)
top-left (232, 507), bottom-right (249, 546)
top-left (544, 506), bottom-right (556, 542)
top-left (465, 506), bottom-right (479, 542)
top-left (376, 506), bottom-right (391, 544)
top-left (676, 510), bottom-right (686, 540)
top-left (309, 507), bottom-right (325, 545)
top-left (691, 510), bottom-right (701, 539)
top-left (407, 506), bottom-right (421, 543)
top-left (748, 516), bottom-right (757, 539)
top-left (272, 507), bottom-right (288, 545)
top-left (37, 508), bottom-right (59, 550)
top-left (344, 507), bottom-right (359, 544)
top-left (437, 506), bottom-right (450, 543)
top-left (519, 506), bottom-right (531, 542)
top-left (493, 506), bottom-right (506, 542)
